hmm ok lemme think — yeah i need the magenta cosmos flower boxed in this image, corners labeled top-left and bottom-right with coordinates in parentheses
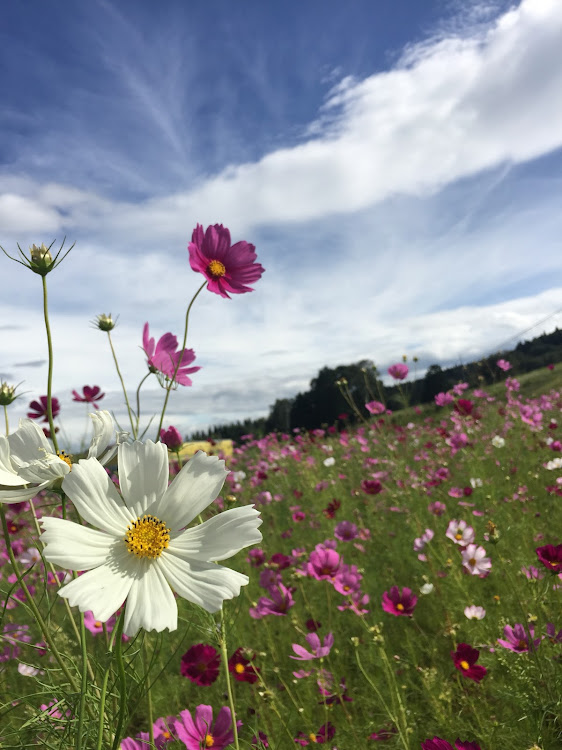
top-left (180, 643), bottom-right (220, 686)
top-left (174, 705), bottom-right (240, 750)
top-left (142, 323), bottom-right (200, 386)
top-left (388, 363), bottom-right (408, 380)
top-left (72, 385), bottom-right (105, 409)
top-left (290, 632), bottom-right (334, 661)
top-left (228, 647), bottom-right (260, 683)
top-left (421, 739), bottom-right (482, 750)
top-left (295, 722), bottom-right (335, 746)
top-left (160, 426), bottom-right (183, 451)
top-left (365, 400), bottom-right (386, 415)
top-left (451, 643), bottom-right (487, 683)
top-left (497, 623), bottom-right (542, 653)
top-left (188, 223), bottom-right (264, 299)
top-left (27, 396), bottom-right (60, 422)
top-left (536, 543), bottom-right (562, 574)
top-left (381, 586), bottom-right (417, 617)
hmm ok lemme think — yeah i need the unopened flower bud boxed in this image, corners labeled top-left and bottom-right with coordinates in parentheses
top-left (94, 313), bottom-right (117, 332)
top-left (28, 243), bottom-right (55, 275)
top-left (0, 382), bottom-right (19, 406)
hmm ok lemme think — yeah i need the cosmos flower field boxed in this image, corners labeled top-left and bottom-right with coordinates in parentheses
top-left (2, 365), bottom-right (562, 748)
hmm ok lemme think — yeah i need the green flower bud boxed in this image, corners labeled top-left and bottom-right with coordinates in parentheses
top-left (93, 313), bottom-right (117, 332)
top-left (0, 382), bottom-right (19, 406)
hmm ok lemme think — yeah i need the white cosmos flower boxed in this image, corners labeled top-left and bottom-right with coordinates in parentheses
top-left (0, 410), bottom-right (117, 504)
top-left (40, 444), bottom-right (262, 636)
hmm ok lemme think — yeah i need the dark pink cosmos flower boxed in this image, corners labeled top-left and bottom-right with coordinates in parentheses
top-left (180, 644), bottom-right (220, 686)
top-left (536, 543), bottom-right (562, 573)
top-left (27, 396), bottom-right (60, 422)
top-left (421, 739), bottom-right (482, 750)
top-left (388, 363), bottom-right (408, 380)
top-left (174, 705), bottom-right (240, 750)
top-left (546, 623), bottom-right (562, 643)
top-left (228, 647), bottom-right (260, 683)
top-left (361, 479), bottom-right (382, 495)
top-left (295, 722), bottom-right (335, 746)
top-left (381, 586), bottom-right (417, 617)
top-left (451, 643), bottom-right (487, 683)
top-left (142, 323), bottom-right (200, 386)
top-left (290, 632), bottom-right (334, 661)
top-left (307, 545), bottom-right (341, 581)
top-left (160, 426), bottom-right (183, 451)
top-left (334, 520), bottom-right (358, 541)
top-left (365, 400), bottom-right (386, 415)
top-left (454, 399), bottom-right (474, 417)
top-left (333, 565), bottom-right (362, 596)
top-left (251, 732), bottom-right (269, 747)
top-left (188, 223), bottom-right (264, 299)
top-left (497, 623), bottom-right (542, 653)
top-left (71, 385), bottom-right (105, 409)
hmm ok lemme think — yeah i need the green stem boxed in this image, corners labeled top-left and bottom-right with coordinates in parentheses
top-left (0, 506), bottom-right (78, 692)
top-left (111, 614), bottom-right (127, 750)
top-left (145, 637), bottom-right (155, 748)
top-left (97, 616), bottom-right (123, 750)
top-left (106, 331), bottom-right (137, 438)
top-left (156, 281), bottom-right (206, 441)
top-left (135, 371), bottom-right (152, 436)
top-left (3, 405), bottom-right (8, 435)
top-left (41, 275), bottom-right (59, 454)
top-left (219, 605), bottom-right (240, 750)
top-left (75, 612), bottom-right (88, 750)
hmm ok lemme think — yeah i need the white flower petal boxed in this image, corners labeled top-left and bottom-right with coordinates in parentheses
top-left (62, 458), bottom-right (132, 536)
top-left (17, 455), bottom-right (69, 484)
top-left (41, 517), bottom-right (115, 570)
top-left (88, 411), bottom-right (114, 459)
top-left (118, 441), bottom-right (169, 517)
top-left (7, 419), bottom-right (52, 464)
top-left (0, 435), bottom-right (24, 486)
top-left (150, 451), bottom-right (228, 531)
top-left (0, 481), bottom-right (51, 504)
top-left (123, 560), bottom-right (177, 636)
top-left (169, 505), bottom-right (262, 561)
top-left (159, 552), bottom-right (249, 613)
top-left (57, 547), bottom-right (137, 621)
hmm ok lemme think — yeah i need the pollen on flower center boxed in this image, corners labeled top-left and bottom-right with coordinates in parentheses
top-left (57, 450), bottom-right (73, 469)
top-left (207, 259), bottom-right (226, 278)
top-left (396, 603), bottom-right (404, 611)
top-left (124, 515), bottom-right (170, 559)
top-left (309, 733), bottom-right (318, 743)
top-left (234, 663), bottom-right (245, 674)
top-left (205, 734), bottom-right (214, 747)
top-left (460, 660), bottom-right (470, 670)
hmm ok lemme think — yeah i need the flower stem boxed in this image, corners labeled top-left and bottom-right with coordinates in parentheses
top-left (156, 281), bottom-right (206, 441)
top-left (41, 275), bottom-right (59, 453)
top-left (3, 405), bottom-right (8, 435)
top-left (219, 605), bottom-right (240, 750)
top-left (135, 371), bottom-right (152, 436)
top-left (0, 505), bottom-right (79, 692)
top-left (97, 616), bottom-right (123, 750)
top-left (106, 331), bottom-right (137, 438)
top-left (144, 637), bottom-right (156, 748)
top-left (75, 611), bottom-right (89, 750)
top-left (111, 613), bottom-right (127, 750)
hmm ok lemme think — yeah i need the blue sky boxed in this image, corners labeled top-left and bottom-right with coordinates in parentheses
top-left (1, 0), bottom-right (562, 443)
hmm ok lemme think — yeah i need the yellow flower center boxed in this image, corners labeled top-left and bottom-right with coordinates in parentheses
top-left (205, 734), bottom-right (214, 747)
top-left (57, 450), bottom-right (73, 469)
top-left (207, 259), bottom-right (226, 278)
top-left (468, 558), bottom-right (476, 566)
top-left (124, 515), bottom-right (170, 559)
top-left (235, 663), bottom-right (245, 674)
top-left (309, 733), bottom-right (318, 743)
top-left (94, 621), bottom-right (102, 628)
top-left (455, 532), bottom-right (462, 540)
top-left (162, 731), bottom-right (171, 739)
top-left (396, 603), bottom-right (404, 611)
top-left (460, 660), bottom-right (470, 670)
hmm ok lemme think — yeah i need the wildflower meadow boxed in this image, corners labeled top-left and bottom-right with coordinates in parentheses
top-left (0, 229), bottom-right (561, 750)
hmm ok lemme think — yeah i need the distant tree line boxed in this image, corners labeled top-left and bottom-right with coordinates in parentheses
top-left (188, 327), bottom-right (562, 442)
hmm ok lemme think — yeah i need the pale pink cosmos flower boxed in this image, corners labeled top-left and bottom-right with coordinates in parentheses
top-left (188, 223), bottom-right (264, 299)
top-left (446, 520), bottom-right (475, 546)
top-left (496, 359), bottom-right (512, 371)
top-left (461, 544), bottom-right (492, 576)
top-left (434, 392), bottom-right (453, 406)
top-left (464, 605), bottom-right (486, 620)
top-left (290, 632), bottom-right (334, 661)
top-left (142, 323), bottom-right (200, 386)
top-left (413, 529), bottom-right (434, 552)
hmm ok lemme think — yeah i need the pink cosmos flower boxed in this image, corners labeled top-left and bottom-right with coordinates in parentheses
top-left (174, 705), bottom-right (240, 750)
top-left (381, 586), bottom-right (417, 617)
top-left (71, 385), bottom-right (105, 409)
top-left (334, 520), bottom-right (358, 541)
top-left (422, 739), bottom-right (482, 750)
top-left (535, 543), bottom-right (562, 574)
top-left (333, 565), bottom-right (363, 596)
top-left (27, 396), bottom-right (60, 422)
top-left (365, 400), bottom-right (386, 415)
top-left (180, 644), bottom-right (221, 686)
top-left (249, 584), bottom-right (295, 619)
top-left (361, 479), bottom-right (383, 495)
top-left (160, 426), bottom-right (183, 451)
top-left (228, 647), bottom-right (260, 683)
top-left (496, 359), bottom-right (512, 371)
top-left (434, 392), bottom-right (454, 406)
top-left (388, 363), bottom-right (408, 380)
top-left (413, 529), bottom-right (434, 552)
top-left (446, 520), bottom-right (475, 546)
top-left (307, 545), bottom-right (341, 581)
top-left (294, 722), bottom-right (335, 746)
top-left (464, 605), bottom-right (486, 620)
top-left (142, 323), bottom-right (200, 386)
top-left (428, 501), bottom-right (447, 516)
top-left (461, 545), bottom-right (492, 576)
top-left (497, 623), bottom-right (542, 653)
top-left (290, 632), bottom-right (334, 661)
top-left (188, 223), bottom-right (264, 298)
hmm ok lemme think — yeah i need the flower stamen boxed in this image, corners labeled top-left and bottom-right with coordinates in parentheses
top-left (57, 450), bottom-right (73, 469)
top-left (124, 515), bottom-right (170, 559)
top-left (207, 259), bottom-right (226, 278)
